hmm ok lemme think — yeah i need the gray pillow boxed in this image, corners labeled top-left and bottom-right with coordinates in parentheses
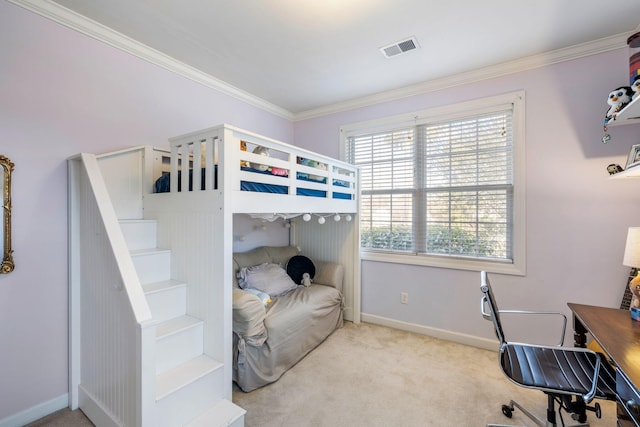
top-left (237, 263), bottom-right (298, 296)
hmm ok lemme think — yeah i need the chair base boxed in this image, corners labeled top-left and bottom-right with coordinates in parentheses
top-left (486, 397), bottom-right (593, 427)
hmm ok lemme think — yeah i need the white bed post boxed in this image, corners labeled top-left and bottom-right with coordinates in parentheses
top-left (217, 126), bottom-right (236, 398)
top-left (67, 156), bottom-right (82, 410)
top-left (352, 167), bottom-right (361, 323)
top-left (204, 136), bottom-right (215, 190)
top-left (170, 144), bottom-right (179, 193)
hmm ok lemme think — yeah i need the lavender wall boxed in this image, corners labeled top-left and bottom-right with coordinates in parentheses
top-left (0, 2), bottom-right (292, 422)
top-left (3, 0), bottom-right (640, 422)
top-left (294, 49), bottom-right (640, 344)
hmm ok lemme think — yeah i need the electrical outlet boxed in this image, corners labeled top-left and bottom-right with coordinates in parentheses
top-left (400, 292), bottom-right (409, 304)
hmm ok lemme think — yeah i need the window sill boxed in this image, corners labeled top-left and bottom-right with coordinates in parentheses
top-left (360, 251), bottom-right (525, 276)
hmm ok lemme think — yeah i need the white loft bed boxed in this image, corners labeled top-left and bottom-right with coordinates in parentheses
top-left (154, 124), bottom-right (358, 214)
top-left (143, 123), bottom-right (361, 320)
top-left (69, 124), bottom-right (360, 426)
top-left (143, 123), bottom-right (361, 313)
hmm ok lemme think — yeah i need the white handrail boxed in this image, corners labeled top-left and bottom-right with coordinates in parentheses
top-left (80, 153), bottom-right (152, 323)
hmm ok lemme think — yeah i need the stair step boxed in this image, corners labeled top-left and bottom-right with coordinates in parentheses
top-left (155, 355), bottom-right (225, 427)
top-left (185, 399), bottom-right (246, 427)
top-left (156, 315), bottom-right (202, 338)
top-left (142, 279), bottom-right (185, 294)
top-left (156, 315), bottom-right (204, 374)
top-left (131, 248), bottom-right (171, 284)
top-left (156, 355), bottom-right (223, 401)
top-left (119, 219), bottom-right (157, 250)
top-left (143, 280), bottom-right (187, 322)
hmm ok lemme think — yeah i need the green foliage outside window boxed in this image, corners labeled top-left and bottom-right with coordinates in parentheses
top-left (361, 224), bottom-right (502, 258)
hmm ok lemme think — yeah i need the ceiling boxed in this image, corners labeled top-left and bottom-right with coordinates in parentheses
top-left (22, 1), bottom-right (640, 117)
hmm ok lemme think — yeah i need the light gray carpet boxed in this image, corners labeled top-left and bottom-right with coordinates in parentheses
top-left (27, 321), bottom-right (617, 426)
top-left (24, 408), bottom-right (93, 426)
top-left (233, 321), bottom-right (617, 427)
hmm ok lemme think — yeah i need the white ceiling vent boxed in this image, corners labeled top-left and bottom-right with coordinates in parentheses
top-left (380, 37), bottom-right (419, 58)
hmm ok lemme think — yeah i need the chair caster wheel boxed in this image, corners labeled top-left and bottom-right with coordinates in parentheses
top-left (502, 404), bottom-right (513, 418)
top-left (577, 402), bottom-right (602, 420)
top-left (574, 413), bottom-right (587, 423)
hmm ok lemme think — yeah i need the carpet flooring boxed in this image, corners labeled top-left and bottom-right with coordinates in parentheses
top-left (26, 321), bottom-right (617, 426)
top-left (24, 408), bottom-right (93, 427)
top-left (233, 322), bottom-right (617, 427)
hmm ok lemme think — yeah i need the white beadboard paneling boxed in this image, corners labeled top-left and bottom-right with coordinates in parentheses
top-left (144, 191), bottom-right (233, 395)
top-left (291, 215), bottom-right (361, 322)
top-left (96, 146), bottom-right (172, 220)
top-left (77, 164), bottom-right (143, 426)
top-left (97, 148), bottom-right (144, 219)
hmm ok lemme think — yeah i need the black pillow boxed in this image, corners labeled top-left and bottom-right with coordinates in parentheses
top-left (286, 255), bottom-right (316, 285)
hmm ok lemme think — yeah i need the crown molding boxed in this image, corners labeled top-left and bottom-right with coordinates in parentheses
top-left (293, 32), bottom-right (632, 121)
top-left (9, 0), bottom-right (635, 123)
top-left (8, 0), bottom-right (295, 121)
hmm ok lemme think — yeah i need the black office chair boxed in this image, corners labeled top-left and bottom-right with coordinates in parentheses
top-left (480, 271), bottom-right (617, 427)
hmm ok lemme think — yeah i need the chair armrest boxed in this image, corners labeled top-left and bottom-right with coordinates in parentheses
top-left (313, 261), bottom-right (344, 293)
top-left (499, 309), bottom-right (567, 346)
top-left (232, 289), bottom-right (267, 345)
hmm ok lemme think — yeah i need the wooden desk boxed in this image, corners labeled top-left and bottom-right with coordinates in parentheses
top-left (569, 303), bottom-right (640, 426)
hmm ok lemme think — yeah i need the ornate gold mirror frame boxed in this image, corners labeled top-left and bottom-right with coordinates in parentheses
top-left (1, 155), bottom-right (14, 273)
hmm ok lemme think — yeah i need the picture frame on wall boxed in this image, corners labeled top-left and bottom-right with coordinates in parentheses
top-left (626, 144), bottom-right (640, 169)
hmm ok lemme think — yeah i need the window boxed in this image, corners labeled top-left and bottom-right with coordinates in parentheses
top-left (341, 92), bottom-right (525, 275)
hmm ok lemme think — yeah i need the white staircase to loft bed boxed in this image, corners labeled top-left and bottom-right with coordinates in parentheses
top-left (123, 219), bottom-right (242, 427)
top-left (69, 150), bottom-right (245, 427)
top-left (68, 124), bottom-right (360, 426)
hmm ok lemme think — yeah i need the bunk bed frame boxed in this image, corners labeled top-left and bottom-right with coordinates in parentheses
top-left (145, 122), bottom-right (361, 319)
top-left (69, 124), bottom-right (360, 426)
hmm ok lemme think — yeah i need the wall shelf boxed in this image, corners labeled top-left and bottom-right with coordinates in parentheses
top-left (607, 95), bottom-right (640, 126)
top-left (610, 165), bottom-right (640, 179)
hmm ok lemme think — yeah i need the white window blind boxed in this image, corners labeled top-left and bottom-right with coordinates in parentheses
top-left (351, 128), bottom-right (416, 251)
top-left (343, 92), bottom-right (524, 273)
top-left (419, 113), bottom-right (513, 260)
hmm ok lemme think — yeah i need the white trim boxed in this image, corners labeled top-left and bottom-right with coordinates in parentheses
top-left (7, 0), bottom-right (634, 121)
top-left (361, 252), bottom-right (524, 276)
top-left (0, 394), bottom-right (69, 427)
top-left (79, 385), bottom-right (120, 427)
top-left (67, 159), bottom-right (81, 410)
top-left (342, 91), bottom-right (526, 276)
top-left (350, 204), bottom-right (362, 324)
top-left (361, 313), bottom-right (499, 352)
top-left (7, 0), bottom-right (294, 121)
top-left (340, 91), bottom-right (522, 136)
top-left (295, 33), bottom-right (631, 120)
top-left (511, 91), bottom-right (527, 276)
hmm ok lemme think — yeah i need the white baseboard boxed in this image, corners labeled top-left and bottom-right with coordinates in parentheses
top-left (361, 312), bottom-right (499, 352)
top-left (0, 394), bottom-right (68, 427)
top-left (0, 317), bottom-right (492, 427)
top-left (79, 385), bottom-right (120, 427)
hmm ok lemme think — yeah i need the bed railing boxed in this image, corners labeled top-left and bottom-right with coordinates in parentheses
top-left (164, 124), bottom-right (358, 211)
top-left (96, 145), bottom-right (171, 218)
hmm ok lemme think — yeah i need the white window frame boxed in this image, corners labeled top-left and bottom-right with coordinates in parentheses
top-left (340, 91), bottom-right (526, 275)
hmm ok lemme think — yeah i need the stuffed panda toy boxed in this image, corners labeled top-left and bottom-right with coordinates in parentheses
top-left (605, 86), bottom-right (633, 123)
